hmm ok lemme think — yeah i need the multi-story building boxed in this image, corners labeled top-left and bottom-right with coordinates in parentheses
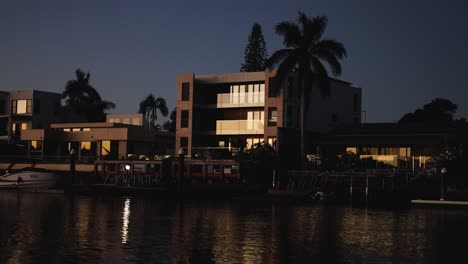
top-left (0, 90), bottom-right (62, 143)
top-left (175, 70), bottom-right (362, 158)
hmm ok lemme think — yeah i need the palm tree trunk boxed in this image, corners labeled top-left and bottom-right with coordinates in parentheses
top-left (300, 78), bottom-right (305, 169)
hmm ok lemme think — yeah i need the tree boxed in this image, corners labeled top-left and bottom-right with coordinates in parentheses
top-left (265, 12), bottom-right (347, 168)
top-left (62, 69), bottom-right (115, 122)
top-left (399, 98), bottom-right (458, 124)
top-left (138, 94), bottom-right (169, 130)
top-left (240, 23), bottom-right (268, 72)
top-left (163, 107), bottom-right (176, 132)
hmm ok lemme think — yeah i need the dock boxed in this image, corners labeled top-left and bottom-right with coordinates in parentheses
top-left (412, 199), bottom-right (468, 208)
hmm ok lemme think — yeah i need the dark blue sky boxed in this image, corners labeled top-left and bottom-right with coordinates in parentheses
top-left (1, 0), bottom-right (467, 123)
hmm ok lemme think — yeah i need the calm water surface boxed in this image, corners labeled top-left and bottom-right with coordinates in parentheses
top-left (1, 192), bottom-right (468, 263)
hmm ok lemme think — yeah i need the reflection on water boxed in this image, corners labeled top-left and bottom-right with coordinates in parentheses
top-left (121, 198), bottom-right (130, 244)
top-left (1, 193), bottom-right (468, 263)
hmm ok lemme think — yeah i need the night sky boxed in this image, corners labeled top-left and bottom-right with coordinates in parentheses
top-left (1, 0), bottom-right (467, 123)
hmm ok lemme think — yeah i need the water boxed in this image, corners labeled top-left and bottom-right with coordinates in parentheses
top-left (1, 193), bottom-right (468, 263)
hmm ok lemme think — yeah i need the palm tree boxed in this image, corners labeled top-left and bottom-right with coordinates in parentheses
top-left (265, 12), bottom-right (347, 168)
top-left (62, 69), bottom-right (115, 121)
top-left (138, 94), bottom-right (169, 130)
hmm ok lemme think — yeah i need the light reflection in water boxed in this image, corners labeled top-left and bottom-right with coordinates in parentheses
top-left (121, 197), bottom-right (131, 244)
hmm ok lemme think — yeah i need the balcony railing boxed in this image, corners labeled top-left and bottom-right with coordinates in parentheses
top-left (217, 92), bottom-right (265, 108)
top-left (216, 120), bottom-right (264, 135)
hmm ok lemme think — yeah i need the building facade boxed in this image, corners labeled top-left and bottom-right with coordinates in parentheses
top-left (0, 90), bottom-right (62, 143)
top-left (175, 71), bottom-right (362, 157)
top-left (21, 121), bottom-right (174, 161)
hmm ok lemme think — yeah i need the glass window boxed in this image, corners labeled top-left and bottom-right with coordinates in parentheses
top-left (182, 82), bottom-right (190, 101)
top-left (31, 140), bottom-right (43, 151)
top-left (122, 118), bottom-right (130, 124)
top-left (63, 128), bottom-right (71, 132)
top-left (109, 118), bottom-right (115, 123)
top-left (181, 110), bottom-right (189, 128)
top-left (80, 142), bottom-right (91, 151)
top-left (16, 100), bottom-right (27, 114)
top-left (72, 128), bottom-right (80, 132)
top-left (132, 118), bottom-right (140, 126)
top-left (101, 140), bottom-right (111, 156)
top-left (268, 137), bottom-right (276, 149)
top-left (21, 123), bottom-right (27, 130)
top-left (83, 128), bottom-right (91, 131)
top-left (268, 107), bottom-right (277, 127)
top-left (27, 100), bottom-right (32, 114)
top-left (12, 100), bottom-right (17, 114)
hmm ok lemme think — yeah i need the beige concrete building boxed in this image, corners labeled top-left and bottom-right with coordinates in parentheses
top-left (176, 70), bottom-right (362, 158)
top-left (21, 121), bottom-right (174, 161)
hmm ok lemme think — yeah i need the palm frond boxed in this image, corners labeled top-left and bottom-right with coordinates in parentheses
top-left (275, 22), bottom-right (301, 48)
top-left (313, 39), bottom-right (347, 59)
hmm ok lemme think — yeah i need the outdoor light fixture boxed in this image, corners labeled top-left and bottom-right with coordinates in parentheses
top-left (440, 167), bottom-right (447, 201)
top-left (178, 148), bottom-right (185, 155)
top-left (125, 164), bottom-right (131, 171)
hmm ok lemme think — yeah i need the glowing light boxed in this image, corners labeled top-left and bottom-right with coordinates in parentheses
top-left (121, 198), bottom-right (131, 244)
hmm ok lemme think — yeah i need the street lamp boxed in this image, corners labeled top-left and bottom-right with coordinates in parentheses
top-left (125, 164), bottom-right (131, 186)
top-left (440, 167), bottom-right (447, 201)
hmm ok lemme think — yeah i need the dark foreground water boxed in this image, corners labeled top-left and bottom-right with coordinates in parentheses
top-left (1, 193), bottom-right (468, 263)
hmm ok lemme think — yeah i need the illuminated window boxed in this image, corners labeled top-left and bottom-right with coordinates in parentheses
top-left (132, 118), bottom-right (140, 126)
top-left (109, 118), bottom-right (115, 123)
top-left (80, 141), bottom-right (91, 150)
top-left (268, 137), bottom-right (276, 149)
top-left (123, 118), bottom-right (130, 124)
top-left (114, 118), bottom-right (120, 123)
top-left (63, 128), bottom-right (71, 132)
top-left (15, 100), bottom-right (29, 114)
top-left (346, 147), bottom-right (357, 154)
top-left (83, 128), bottom-right (91, 131)
top-left (218, 141), bottom-right (225, 148)
top-left (101, 140), bottom-right (111, 156)
top-left (31, 140), bottom-right (43, 151)
top-left (72, 128), bottom-right (80, 132)
top-left (21, 123), bottom-right (27, 130)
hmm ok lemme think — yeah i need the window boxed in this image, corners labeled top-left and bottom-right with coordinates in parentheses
top-left (63, 128), bottom-right (71, 132)
top-left (180, 137), bottom-right (188, 149)
top-left (101, 140), bottom-right (111, 156)
top-left (21, 123), bottom-right (27, 130)
top-left (268, 107), bottom-right (277, 126)
top-left (109, 118), bottom-right (115, 123)
top-left (31, 140), bottom-right (43, 151)
top-left (80, 142), bottom-right (91, 151)
top-left (182, 82), bottom-right (190, 101)
top-left (181, 110), bottom-right (189, 128)
top-left (268, 78), bottom-right (277, 97)
top-left (72, 128), bottom-right (80, 132)
top-left (12, 99), bottom-right (32, 114)
top-left (83, 128), bottom-right (91, 131)
top-left (268, 137), bottom-right (277, 149)
top-left (33, 99), bottom-right (40, 114)
top-left (122, 118), bottom-right (130, 124)
top-left (132, 118), bottom-right (141, 126)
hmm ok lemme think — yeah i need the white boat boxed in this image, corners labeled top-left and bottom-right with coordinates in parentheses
top-left (0, 168), bottom-right (59, 190)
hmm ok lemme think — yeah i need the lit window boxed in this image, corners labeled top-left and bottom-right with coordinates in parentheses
top-left (109, 118), bottom-right (115, 123)
top-left (101, 140), bottom-right (111, 156)
top-left (63, 128), bottom-right (71, 132)
top-left (80, 142), bottom-right (91, 150)
top-left (132, 118), bottom-right (140, 126)
top-left (83, 128), bottom-right (91, 131)
top-left (16, 100), bottom-right (27, 114)
top-left (72, 128), bottom-right (80, 132)
top-left (21, 123), bottom-right (27, 130)
top-left (268, 137), bottom-right (276, 149)
top-left (123, 118), bottom-right (130, 124)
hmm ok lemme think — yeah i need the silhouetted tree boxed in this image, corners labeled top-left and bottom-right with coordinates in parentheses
top-left (62, 69), bottom-right (115, 122)
top-left (399, 98), bottom-right (457, 124)
top-left (163, 107), bottom-right (176, 132)
top-left (240, 23), bottom-right (268, 72)
top-left (138, 94), bottom-right (168, 130)
top-left (266, 12), bottom-right (347, 168)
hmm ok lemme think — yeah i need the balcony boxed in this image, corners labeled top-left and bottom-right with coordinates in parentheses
top-left (217, 92), bottom-right (264, 108)
top-left (216, 120), bottom-right (264, 135)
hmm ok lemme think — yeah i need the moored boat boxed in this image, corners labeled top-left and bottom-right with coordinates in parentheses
top-left (0, 168), bottom-right (59, 190)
